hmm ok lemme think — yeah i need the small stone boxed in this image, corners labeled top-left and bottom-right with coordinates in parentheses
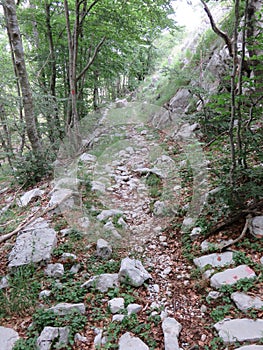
top-left (96, 239), bottom-right (112, 260)
top-left (108, 298), bottom-right (125, 314)
top-left (159, 235), bottom-right (167, 242)
top-left (97, 209), bottom-right (123, 222)
top-left (200, 304), bottom-right (207, 313)
top-left (81, 273), bottom-right (119, 292)
top-left (0, 276), bottom-right (9, 290)
top-left (127, 303), bottom-right (142, 315)
top-left (260, 256), bottom-right (263, 265)
top-left (112, 314), bottom-right (125, 322)
top-left (49, 303), bottom-right (85, 315)
top-left (74, 333), bottom-right (87, 342)
top-left (201, 334), bottom-right (207, 342)
top-left (17, 188), bottom-right (44, 207)
top-left (39, 290), bottom-right (52, 299)
top-left (119, 332), bottom-right (149, 350)
top-left (153, 284), bottom-right (160, 293)
top-left (94, 329), bottom-right (107, 346)
top-left (45, 263), bottom-right (64, 278)
top-left (70, 264), bottom-right (81, 274)
top-left (190, 227), bottom-right (202, 240)
top-left (202, 269), bottom-right (214, 279)
top-left (61, 253), bottom-right (77, 262)
top-left (210, 265), bottom-right (256, 289)
top-left (207, 291), bottom-right (222, 300)
top-left (37, 326), bottom-right (69, 350)
top-left (249, 216), bottom-right (263, 238)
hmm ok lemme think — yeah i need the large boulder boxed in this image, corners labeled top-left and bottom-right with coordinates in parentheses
top-left (8, 218), bottom-right (57, 268)
top-left (118, 257), bottom-right (151, 287)
top-left (36, 326), bottom-right (69, 350)
top-left (214, 318), bottom-right (263, 343)
top-left (118, 332), bottom-right (149, 350)
top-left (0, 326), bottom-right (19, 350)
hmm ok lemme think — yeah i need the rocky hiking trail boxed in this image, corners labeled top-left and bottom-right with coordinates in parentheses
top-left (0, 114), bottom-right (263, 350)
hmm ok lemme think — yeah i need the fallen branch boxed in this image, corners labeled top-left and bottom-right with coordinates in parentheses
top-left (0, 202), bottom-right (59, 244)
top-left (220, 215), bottom-right (252, 251)
top-left (207, 199), bottom-right (263, 237)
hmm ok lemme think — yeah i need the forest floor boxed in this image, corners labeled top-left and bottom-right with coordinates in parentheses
top-left (0, 119), bottom-right (262, 350)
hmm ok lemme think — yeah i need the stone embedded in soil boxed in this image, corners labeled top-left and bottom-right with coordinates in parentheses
top-left (118, 257), bottom-right (151, 287)
top-left (231, 292), bottom-right (263, 311)
top-left (0, 326), bottom-right (19, 350)
top-left (0, 276), bottom-right (9, 289)
top-left (108, 297), bottom-right (125, 314)
top-left (81, 273), bottom-right (119, 292)
top-left (45, 263), bottom-right (64, 278)
top-left (96, 238), bottom-right (112, 259)
top-left (210, 265), bottom-right (256, 289)
top-left (249, 216), bottom-right (263, 238)
top-left (214, 318), bottom-right (263, 344)
top-left (162, 317), bottom-right (182, 350)
top-left (8, 219), bottom-right (57, 268)
top-left (49, 303), bottom-right (86, 315)
top-left (127, 303), bottom-right (142, 315)
top-left (97, 209), bottom-right (123, 221)
top-left (36, 326), bottom-right (69, 350)
top-left (17, 188), bottom-right (44, 207)
top-left (194, 252), bottom-right (233, 269)
top-left (118, 332), bottom-right (149, 350)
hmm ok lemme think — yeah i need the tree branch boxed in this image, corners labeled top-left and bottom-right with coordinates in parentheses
top-left (76, 36), bottom-right (106, 81)
top-left (200, 0), bottom-right (233, 57)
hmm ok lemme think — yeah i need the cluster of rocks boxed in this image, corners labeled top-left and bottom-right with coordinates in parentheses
top-left (193, 245), bottom-right (263, 346)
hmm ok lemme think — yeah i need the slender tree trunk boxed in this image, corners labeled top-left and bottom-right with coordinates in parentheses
top-left (3, 0), bottom-right (43, 157)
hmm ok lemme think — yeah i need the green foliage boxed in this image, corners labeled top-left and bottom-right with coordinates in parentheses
top-left (0, 264), bottom-right (41, 318)
top-left (145, 173), bottom-right (162, 198)
top-left (104, 313), bottom-right (157, 350)
top-left (210, 304), bottom-right (232, 322)
top-left (13, 151), bottom-right (53, 188)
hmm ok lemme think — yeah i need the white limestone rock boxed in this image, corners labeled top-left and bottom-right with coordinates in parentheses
top-left (112, 314), bottom-right (125, 322)
top-left (210, 265), bottom-right (256, 289)
top-left (249, 216), bottom-right (263, 238)
top-left (97, 209), bottom-right (123, 222)
top-left (49, 303), bottom-right (85, 315)
top-left (17, 188), bottom-right (44, 207)
top-left (108, 297), bottom-right (125, 314)
top-left (231, 292), bottom-right (263, 311)
top-left (119, 332), bottom-right (149, 350)
top-left (36, 326), bottom-right (69, 350)
top-left (0, 276), bottom-right (9, 290)
top-left (81, 273), bottom-right (119, 292)
top-left (118, 257), bottom-right (151, 287)
top-left (8, 220), bottom-right (57, 268)
top-left (0, 326), bottom-right (19, 350)
top-left (39, 290), bottom-right (52, 299)
top-left (45, 263), bottom-right (64, 278)
top-left (162, 317), bottom-right (182, 350)
top-left (194, 252), bottom-right (233, 269)
top-left (96, 238), bottom-right (112, 259)
top-left (127, 303), bottom-right (142, 315)
top-left (79, 153), bottom-right (97, 163)
top-left (214, 318), bottom-right (263, 343)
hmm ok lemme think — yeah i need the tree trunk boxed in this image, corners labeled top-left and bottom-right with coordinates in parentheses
top-left (3, 0), bottom-right (43, 157)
